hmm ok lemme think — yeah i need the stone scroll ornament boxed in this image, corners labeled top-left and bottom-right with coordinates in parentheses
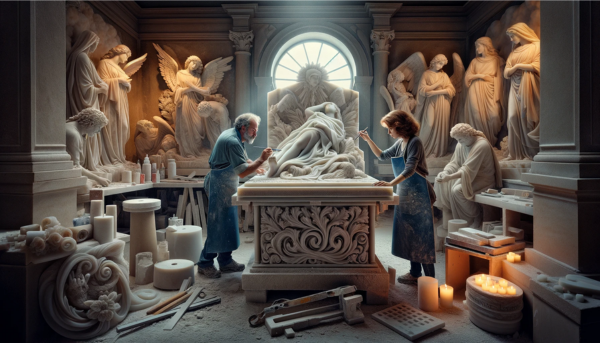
top-left (39, 240), bottom-right (160, 340)
top-left (260, 206), bottom-right (370, 264)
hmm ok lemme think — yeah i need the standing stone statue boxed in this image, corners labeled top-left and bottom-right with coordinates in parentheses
top-left (97, 45), bottom-right (146, 163)
top-left (66, 30), bottom-right (108, 172)
top-left (434, 123), bottom-right (502, 228)
top-left (463, 37), bottom-right (505, 146)
top-left (503, 22), bottom-right (541, 160)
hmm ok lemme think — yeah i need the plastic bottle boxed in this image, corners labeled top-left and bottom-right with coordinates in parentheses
top-left (168, 159), bottom-right (176, 179)
top-left (151, 163), bottom-right (157, 183)
top-left (160, 163), bottom-right (166, 180)
top-left (133, 160), bottom-right (141, 184)
top-left (142, 155), bottom-right (152, 183)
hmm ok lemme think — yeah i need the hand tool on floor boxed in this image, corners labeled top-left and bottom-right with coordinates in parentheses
top-left (146, 286), bottom-right (192, 315)
top-left (164, 286), bottom-right (204, 330)
top-left (248, 285), bottom-right (364, 331)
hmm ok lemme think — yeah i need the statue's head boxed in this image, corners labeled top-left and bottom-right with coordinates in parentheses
top-left (306, 69), bottom-right (322, 88)
top-left (135, 120), bottom-right (155, 136)
top-left (323, 102), bottom-right (342, 121)
top-left (450, 123), bottom-right (484, 146)
top-left (101, 44), bottom-right (131, 63)
top-left (197, 101), bottom-right (214, 117)
top-left (388, 69), bottom-right (405, 83)
top-left (429, 54), bottom-right (448, 71)
top-left (185, 56), bottom-right (203, 74)
top-left (234, 113), bottom-right (262, 144)
top-left (506, 23), bottom-right (540, 46)
top-left (68, 108), bottom-right (108, 136)
top-left (475, 37), bottom-right (498, 57)
top-left (298, 63), bottom-right (328, 89)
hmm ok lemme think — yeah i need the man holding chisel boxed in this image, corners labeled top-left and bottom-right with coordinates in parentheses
top-left (198, 113), bottom-right (272, 278)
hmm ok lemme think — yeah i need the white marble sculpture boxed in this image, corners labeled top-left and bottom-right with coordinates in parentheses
top-left (23, 217), bottom-right (78, 264)
top-left (153, 43), bottom-right (233, 157)
top-left (386, 52), bottom-right (464, 158)
top-left (260, 206), bottom-right (370, 264)
top-left (133, 116), bottom-right (175, 161)
top-left (380, 68), bottom-right (417, 113)
top-left (39, 240), bottom-right (159, 340)
top-left (434, 123), bottom-right (503, 229)
top-left (464, 37), bottom-right (505, 146)
top-left (267, 102), bottom-right (366, 179)
top-left (503, 23), bottom-right (540, 160)
top-left (97, 45), bottom-right (146, 163)
top-left (266, 63), bottom-right (363, 179)
top-left (66, 30), bottom-right (109, 172)
top-left (66, 108), bottom-right (111, 188)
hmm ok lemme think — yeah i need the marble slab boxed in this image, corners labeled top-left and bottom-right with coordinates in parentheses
top-left (445, 237), bottom-right (526, 255)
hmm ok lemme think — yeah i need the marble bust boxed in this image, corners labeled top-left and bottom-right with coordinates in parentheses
top-left (66, 108), bottom-right (111, 187)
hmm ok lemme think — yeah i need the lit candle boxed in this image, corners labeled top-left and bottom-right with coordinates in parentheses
top-left (489, 285), bottom-right (497, 293)
top-left (417, 276), bottom-right (439, 312)
top-left (482, 282), bottom-right (489, 291)
top-left (475, 275), bottom-right (484, 285)
top-left (507, 253), bottom-right (515, 263)
top-left (507, 286), bottom-right (516, 295)
top-left (440, 284), bottom-right (453, 308)
top-left (514, 254), bottom-right (521, 262)
top-left (498, 286), bottom-right (507, 295)
top-left (499, 279), bottom-right (508, 288)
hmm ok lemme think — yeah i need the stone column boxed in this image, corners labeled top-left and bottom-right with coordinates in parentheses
top-left (370, 30), bottom-right (395, 151)
top-left (229, 31), bottom-right (254, 117)
top-left (354, 76), bottom-right (374, 174)
top-left (251, 76), bottom-right (274, 160)
top-left (0, 1), bottom-right (85, 231)
top-left (522, 1), bottom-right (600, 273)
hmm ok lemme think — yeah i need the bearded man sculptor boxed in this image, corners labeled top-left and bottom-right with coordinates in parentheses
top-left (197, 113), bottom-right (273, 278)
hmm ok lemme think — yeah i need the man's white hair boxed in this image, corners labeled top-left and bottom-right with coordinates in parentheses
top-left (450, 123), bottom-right (485, 139)
top-left (234, 113), bottom-right (261, 131)
top-left (67, 108), bottom-right (108, 129)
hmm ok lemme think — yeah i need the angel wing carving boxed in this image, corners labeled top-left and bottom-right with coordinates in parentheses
top-left (391, 52), bottom-right (427, 96)
top-left (201, 57), bottom-right (234, 94)
top-left (122, 53), bottom-right (147, 77)
top-left (448, 52), bottom-right (465, 128)
top-left (153, 43), bottom-right (179, 92)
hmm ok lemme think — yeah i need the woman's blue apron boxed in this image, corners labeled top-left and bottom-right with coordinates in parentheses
top-left (203, 164), bottom-right (240, 253)
top-left (391, 153), bottom-right (436, 264)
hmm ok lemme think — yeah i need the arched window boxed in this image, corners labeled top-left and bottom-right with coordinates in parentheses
top-left (274, 40), bottom-right (353, 89)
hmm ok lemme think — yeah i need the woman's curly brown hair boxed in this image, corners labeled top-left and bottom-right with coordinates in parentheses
top-left (380, 110), bottom-right (420, 138)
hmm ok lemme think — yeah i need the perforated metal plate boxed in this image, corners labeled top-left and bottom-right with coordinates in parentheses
top-left (372, 302), bottom-right (445, 341)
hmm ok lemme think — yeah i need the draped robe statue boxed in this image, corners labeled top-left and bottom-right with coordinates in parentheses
top-left (464, 37), bottom-right (505, 146)
top-left (66, 30), bottom-right (108, 172)
top-left (434, 124), bottom-right (503, 228)
top-left (504, 23), bottom-right (541, 160)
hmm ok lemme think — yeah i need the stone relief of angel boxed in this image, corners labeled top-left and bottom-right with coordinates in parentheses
top-left (97, 45), bottom-right (146, 164)
top-left (153, 43), bottom-right (233, 158)
top-left (133, 116), bottom-right (175, 161)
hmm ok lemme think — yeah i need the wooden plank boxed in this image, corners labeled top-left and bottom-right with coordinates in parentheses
top-left (185, 203), bottom-right (192, 225)
top-left (503, 208), bottom-right (521, 237)
top-left (164, 287), bottom-right (203, 330)
top-left (445, 237), bottom-right (526, 256)
top-left (196, 191), bottom-right (207, 230)
top-left (188, 188), bottom-right (200, 226)
top-left (445, 246), bottom-right (470, 290)
top-left (176, 194), bottom-right (184, 219)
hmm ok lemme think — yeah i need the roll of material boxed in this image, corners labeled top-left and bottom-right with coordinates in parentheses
top-left (153, 259), bottom-right (195, 290)
top-left (90, 200), bottom-right (103, 228)
top-left (448, 219), bottom-right (468, 233)
top-left (93, 215), bottom-right (114, 244)
top-left (20, 224), bottom-right (40, 235)
top-left (106, 205), bottom-right (118, 238)
top-left (41, 216), bottom-right (60, 230)
top-left (166, 225), bottom-right (203, 262)
top-left (26, 231), bottom-right (46, 245)
top-left (69, 224), bottom-right (92, 243)
top-left (121, 170), bottom-right (132, 183)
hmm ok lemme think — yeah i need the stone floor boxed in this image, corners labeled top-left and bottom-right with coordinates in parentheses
top-left (84, 210), bottom-right (533, 343)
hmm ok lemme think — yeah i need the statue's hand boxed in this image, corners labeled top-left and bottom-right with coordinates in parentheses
top-left (96, 177), bottom-right (111, 187)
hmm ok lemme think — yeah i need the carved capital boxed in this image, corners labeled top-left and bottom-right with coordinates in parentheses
top-left (229, 30), bottom-right (254, 52)
top-left (370, 30), bottom-right (395, 52)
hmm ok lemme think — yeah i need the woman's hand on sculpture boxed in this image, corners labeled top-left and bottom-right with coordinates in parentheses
top-left (256, 168), bottom-right (266, 175)
top-left (260, 148), bottom-right (273, 162)
top-left (373, 180), bottom-right (392, 187)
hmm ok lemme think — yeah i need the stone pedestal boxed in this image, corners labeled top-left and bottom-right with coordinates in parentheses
top-left (123, 199), bottom-right (161, 276)
top-left (234, 177), bottom-right (397, 304)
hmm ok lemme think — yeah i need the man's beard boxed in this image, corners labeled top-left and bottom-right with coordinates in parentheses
top-left (244, 131), bottom-right (256, 144)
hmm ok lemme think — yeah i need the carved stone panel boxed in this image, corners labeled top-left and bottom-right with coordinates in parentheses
top-left (260, 206), bottom-right (370, 264)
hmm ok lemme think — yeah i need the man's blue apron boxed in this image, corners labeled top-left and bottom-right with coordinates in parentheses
top-left (391, 152), bottom-right (436, 264)
top-left (203, 164), bottom-right (240, 253)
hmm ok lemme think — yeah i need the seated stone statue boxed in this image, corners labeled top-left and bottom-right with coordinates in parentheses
top-left (66, 108), bottom-right (111, 188)
top-left (267, 102), bottom-right (364, 179)
top-left (433, 123), bottom-right (502, 228)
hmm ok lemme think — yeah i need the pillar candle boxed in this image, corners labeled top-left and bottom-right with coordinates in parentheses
top-left (439, 284), bottom-right (453, 308)
top-left (153, 259), bottom-right (195, 290)
top-left (417, 276), bottom-right (439, 311)
top-left (106, 205), bottom-right (118, 238)
top-left (514, 254), bottom-right (521, 262)
top-left (499, 279), bottom-right (508, 288)
top-left (133, 171), bottom-right (141, 184)
top-left (507, 286), bottom-right (516, 295)
top-left (507, 253), bottom-right (515, 263)
top-left (447, 219), bottom-right (468, 233)
top-left (121, 170), bottom-right (132, 183)
top-left (475, 274), bottom-right (484, 286)
top-left (90, 200), bottom-right (103, 228)
top-left (498, 286), bottom-right (507, 295)
top-left (93, 215), bottom-right (113, 244)
top-left (489, 285), bottom-right (498, 294)
top-left (482, 283), bottom-right (489, 291)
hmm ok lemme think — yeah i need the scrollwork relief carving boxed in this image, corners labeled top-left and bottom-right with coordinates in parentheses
top-left (260, 206), bottom-right (370, 264)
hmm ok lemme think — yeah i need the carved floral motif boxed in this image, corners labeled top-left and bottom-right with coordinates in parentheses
top-left (370, 30), bottom-right (395, 52)
top-left (260, 206), bottom-right (370, 264)
top-left (229, 30), bottom-right (254, 52)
